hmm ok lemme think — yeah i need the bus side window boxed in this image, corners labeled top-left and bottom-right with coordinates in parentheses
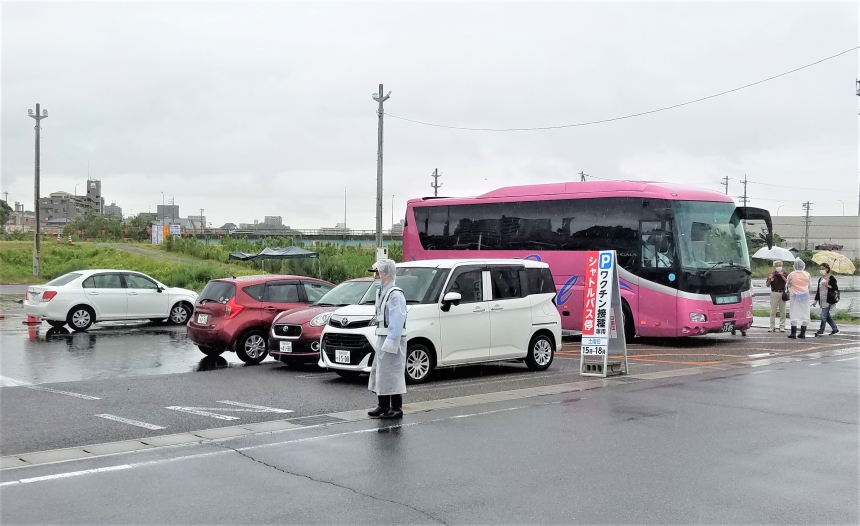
top-left (640, 221), bottom-right (674, 269)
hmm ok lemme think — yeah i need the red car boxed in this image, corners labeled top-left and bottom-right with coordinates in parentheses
top-left (187, 275), bottom-right (334, 364)
top-left (269, 277), bottom-right (377, 365)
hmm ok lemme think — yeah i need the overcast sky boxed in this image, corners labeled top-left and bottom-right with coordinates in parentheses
top-left (2, 1), bottom-right (858, 230)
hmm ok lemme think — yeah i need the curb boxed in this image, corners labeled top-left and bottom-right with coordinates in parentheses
top-left (3, 346), bottom-right (859, 471)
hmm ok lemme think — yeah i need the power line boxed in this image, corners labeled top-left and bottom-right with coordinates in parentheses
top-left (386, 46), bottom-right (859, 132)
top-left (746, 180), bottom-right (843, 193)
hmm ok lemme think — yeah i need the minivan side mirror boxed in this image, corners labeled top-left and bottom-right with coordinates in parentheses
top-left (440, 292), bottom-right (462, 312)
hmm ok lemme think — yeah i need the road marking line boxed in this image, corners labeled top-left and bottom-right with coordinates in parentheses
top-left (809, 363), bottom-right (822, 366)
top-left (165, 407), bottom-right (239, 421)
top-left (834, 356), bottom-right (860, 362)
top-left (748, 352), bottom-right (776, 358)
top-left (24, 386), bottom-right (101, 400)
top-left (751, 370), bottom-right (773, 374)
top-left (0, 464), bottom-right (134, 487)
top-left (216, 401), bottom-right (293, 413)
top-left (0, 375), bottom-right (32, 387)
top-left (95, 414), bottom-right (166, 430)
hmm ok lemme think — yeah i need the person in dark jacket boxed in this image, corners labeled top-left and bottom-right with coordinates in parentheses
top-left (813, 262), bottom-right (840, 336)
top-left (766, 260), bottom-right (788, 332)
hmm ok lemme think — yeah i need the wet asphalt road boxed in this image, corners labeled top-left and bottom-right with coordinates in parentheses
top-left (2, 353), bottom-right (857, 524)
top-left (1, 291), bottom-right (859, 457)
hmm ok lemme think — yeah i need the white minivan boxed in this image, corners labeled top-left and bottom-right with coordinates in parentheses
top-left (319, 259), bottom-right (562, 383)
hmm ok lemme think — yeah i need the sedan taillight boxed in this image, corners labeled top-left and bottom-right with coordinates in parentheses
top-left (41, 291), bottom-right (57, 302)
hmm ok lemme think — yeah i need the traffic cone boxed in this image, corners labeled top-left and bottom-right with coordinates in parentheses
top-left (28, 324), bottom-right (38, 340)
top-left (23, 315), bottom-right (40, 325)
top-left (56, 234), bottom-right (61, 244)
top-left (68, 234), bottom-right (73, 245)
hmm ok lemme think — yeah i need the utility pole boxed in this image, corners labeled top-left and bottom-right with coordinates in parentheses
top-left (802, 201), bottom-right (813, 250)
top-left (2, 191), bottom-right (8, 203)
top-left (28, 103), bottom-right (48, 276)
top-left (579, 171), bottom-right (587, 182)
top-left (720, 176), bottom-right (730, 195)
top-left (739, 174), bottom-right (749, 207)
top-left (344, 188), bottom-right (347, 231)
top-left (372, 84), bottom-right (391, 257)
top-left (431, 168), bottom-right (442, 196)
top-left (199, 208), bottom-right (204, 233)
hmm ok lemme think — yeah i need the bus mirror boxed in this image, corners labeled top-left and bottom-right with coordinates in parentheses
top-left (441, 292), bottom-right (461, 312)
top-left (737, 207), bottom-right (773, 249)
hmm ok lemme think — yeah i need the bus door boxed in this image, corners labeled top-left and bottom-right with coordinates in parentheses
top-left (638, 219), bottom-right (678, 336)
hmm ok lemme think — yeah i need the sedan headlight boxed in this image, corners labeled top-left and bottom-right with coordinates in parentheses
top-left (309, 313), bottom-right (332, 327)
top-left (689, 313), bottom-right (707, 323)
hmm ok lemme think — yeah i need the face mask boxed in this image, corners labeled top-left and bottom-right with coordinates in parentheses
top-left (820, 270), bottom-right (827, 275)
top-left (774, 267), bottom-right (782, 271)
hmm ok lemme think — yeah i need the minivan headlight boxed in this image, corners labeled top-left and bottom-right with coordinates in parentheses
top-left (689, 313), bottom-right (707, 323)
top-left (310, 313), bottom-right (332, 327)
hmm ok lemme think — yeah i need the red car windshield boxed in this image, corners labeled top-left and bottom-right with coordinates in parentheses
top-left (315, 280), bottom-right (376, 307)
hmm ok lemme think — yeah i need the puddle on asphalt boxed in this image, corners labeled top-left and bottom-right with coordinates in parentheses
top-left (0, 294), bottom-right (253, 385)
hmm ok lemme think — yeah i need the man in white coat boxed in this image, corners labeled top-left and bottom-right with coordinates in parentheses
top-left (367, 259), bottom-right (408, 419)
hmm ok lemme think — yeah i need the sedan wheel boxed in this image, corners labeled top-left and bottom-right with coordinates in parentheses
top-left (405, 344), bottom-right (433, 384)
top-left (67, 307), bottom-right (94, 332)
top-left (237, 331), bottom-right (268, 365)
top-left (169, 303), bottom-right (191, 325)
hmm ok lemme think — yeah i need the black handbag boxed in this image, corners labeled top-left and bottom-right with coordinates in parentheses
top-left (781, 290), bottom-right (789, 302)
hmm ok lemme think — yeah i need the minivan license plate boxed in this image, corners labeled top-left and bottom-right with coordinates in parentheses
top-left (335, 350), bottom-right (350, 364)
top-left (197, 314), bottom-right (209, 324)
top-left (721, 321), bottom-right (734, 332)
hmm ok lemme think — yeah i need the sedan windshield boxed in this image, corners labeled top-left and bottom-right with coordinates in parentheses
top-left (316, 280), bottom-right (374, 306)
top-left (46, 273), bottom-right (83, 287)
top-left (674, 200), bottom-right (751, 270)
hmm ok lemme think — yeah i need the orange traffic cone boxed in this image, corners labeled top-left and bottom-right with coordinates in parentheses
top-left (24, 315), bottom-right (40, 325)
top-left (28, 324), bottom-right (38, 340)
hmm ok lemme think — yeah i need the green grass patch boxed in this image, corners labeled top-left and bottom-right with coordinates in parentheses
top-left (0, 241), bottom-right (258, 291)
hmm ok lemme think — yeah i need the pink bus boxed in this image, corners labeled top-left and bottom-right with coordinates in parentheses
top-left (402, 181), bottom-right (773, 340)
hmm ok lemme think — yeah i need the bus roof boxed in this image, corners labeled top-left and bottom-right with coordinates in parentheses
top-left (407, 180), bottom-right (733, 207)
top-left (398, 258), bottom-right (549, 269)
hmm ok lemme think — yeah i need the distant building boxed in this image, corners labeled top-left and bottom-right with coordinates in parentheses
top-left (263, 216), bottom-right (283, 226)
top-left (4, 202), bottom-right (36, 232)
top-left (390, 219), bottom-right (404, 235)
top-left (104, 201), bottom-right (123, 218)
top-left (37, 178), bottom-right (104, 227)
top-left (156, 204), bottom-right (180, 223)
top-left (747, 215), bottom-right (860, 259)
top-left (319, 222), bottom-right (350, 235)
top-left (219, 222), bottom-right (238, 230)
top-left (187, 215), bottom-right (207, 231)
top-left (136, 212), bottom-right (158, 223)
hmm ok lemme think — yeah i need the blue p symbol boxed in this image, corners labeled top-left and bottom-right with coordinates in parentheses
top-left (599, 253), bottom-right (612, 269)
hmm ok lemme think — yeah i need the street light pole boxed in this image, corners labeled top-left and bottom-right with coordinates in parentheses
top-left (391, 194), bottom-right (394, 230)
top-left (28, 103), bottom-right (48, 276)
top-left (837, 199), bottom-right (845, 216)
top-left (777, 204), bottom-right (786, 216)
top-left (372, 84), bottom-right (391, 259)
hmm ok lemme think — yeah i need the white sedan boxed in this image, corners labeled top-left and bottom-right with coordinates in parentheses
top-left (23, 269), bottom-right (199, 331)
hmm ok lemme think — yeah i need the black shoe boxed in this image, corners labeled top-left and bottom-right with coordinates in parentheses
top-left (379, 409), bottom-right (403, 419)
top-left (798, 326), bottom-right (807, 339)
top-left (814, 331), bottom-right (825, 337)
top-left (368, 396), bottom-right (390, 418)
top-left (788, 326), bottom-right (797, 339)
top-left (830, 329), bottom-right (840, 336)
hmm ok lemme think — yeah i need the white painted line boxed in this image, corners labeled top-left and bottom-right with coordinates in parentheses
top-left (751, 370), bottom-right (773, 375)
top-left (165, 407), bottom-right (239, 421)
top-left (25, 386), bottom-right (101, 400)
top-left (0, 465), bottom-right (134, 487)
top-left (216, 401), bottom-right (293, 413)
top-left (748, 352), bottom-right (775, 358)
top-left (95, 414), bottom-right (166, 430)
top-left (0, 375), bottom-right (33, 387)
top-left (809, 363), bottom-right (822, 366)
top-left (834, 356), bottom-right (860, 362)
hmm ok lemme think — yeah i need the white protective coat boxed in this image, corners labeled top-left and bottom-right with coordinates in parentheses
top-left (368, 280), bottom-right (408, 396)
top-left (787, 258), bottom-right (811, 326)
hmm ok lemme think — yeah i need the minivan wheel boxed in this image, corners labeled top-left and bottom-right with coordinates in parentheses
top-left (169, 303), bottom-right (191, 325)
top-left (405, 343), bottom-right (433, 384)
top-left (198, 345), bottom-right (224, 357)
top-left (525, 334), bottom-right (554, 371)
top-left (236, 330), bottom-right (268, 365)
top-left (67, 306), bottom-right (94, 332)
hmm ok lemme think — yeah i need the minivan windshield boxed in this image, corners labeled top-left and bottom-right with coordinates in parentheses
top-left (316, 280), bottom-right (375, 307)
top-left (359, 267), bottom-right (449, 305)
top-left (199, 281), bottom-right (236, 304)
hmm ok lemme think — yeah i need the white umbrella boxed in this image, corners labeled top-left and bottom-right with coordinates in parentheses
top-left (752, 246), bottom-right (796, 261)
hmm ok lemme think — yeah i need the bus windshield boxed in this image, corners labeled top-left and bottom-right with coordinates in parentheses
top-left (674, 200), bottom-right (750, 270)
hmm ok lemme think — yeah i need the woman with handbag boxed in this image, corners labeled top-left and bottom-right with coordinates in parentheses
top-left (813, 262), bottom-right (840, 336)
top-left (766, 260), bottom-right (788, 332)
top-left (786, 258), bottom-right (811, 339)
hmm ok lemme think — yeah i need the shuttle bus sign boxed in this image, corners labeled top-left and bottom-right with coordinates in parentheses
top-left (580, 250), bottom-right (629, 377)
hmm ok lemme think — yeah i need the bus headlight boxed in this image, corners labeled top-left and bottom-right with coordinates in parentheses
top-left (689, 313), bottom-right (707, 323)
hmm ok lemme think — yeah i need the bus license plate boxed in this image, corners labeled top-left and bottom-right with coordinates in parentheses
top-left (721, 321), bottom-right (734, 332)
top-left (279, 341), bottom-right (292, 353)
top-left (335, 350), bottom-right (350, 364)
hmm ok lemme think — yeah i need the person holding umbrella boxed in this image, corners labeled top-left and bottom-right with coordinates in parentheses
top-left (813, 262), bottom-right (840, 336)
top-left (766, 260), bottom-right (788, 332)
top-left (786, 258), bottom-right (811, 339)
top-left (367, 259), bottom-right (408, 419)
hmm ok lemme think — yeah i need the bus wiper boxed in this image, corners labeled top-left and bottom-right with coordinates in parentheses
top-left (704, 261), bottom-right (751, 276)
